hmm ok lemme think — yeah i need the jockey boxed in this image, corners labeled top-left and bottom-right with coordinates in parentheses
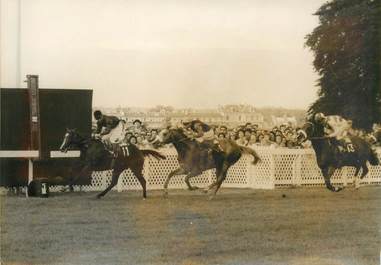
top-left (183, 119), bottom-right (222, 153)
top-left (93, 110), bottom-right (125, 144)
top-left (314, 112), bottom-right (353, 151)
top-left (93, 110), bottom-right (127, 168)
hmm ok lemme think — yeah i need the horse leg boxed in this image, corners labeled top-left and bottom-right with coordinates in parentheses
top-left (208, 163), bottom-right (230, 199)
top-left (360, 164), bottom-right (369, 179)
top-left (354, 164), bottom-right (369, 190)
top-left (130, 162), bottom-right (147, 199)
top-left (62, 165), bottom-right (89, 192)
top-left (322, 166), bottom-right (343, 192)
top-left (203, 160), bottom-right (224, 193)
top-left (163, 167), bottom-right (187, 197)
top-left (353, 167), bottom-right (361, 189)
top-left (96, 168), bottom-right (122, 199)
top-left (184, 173), bottom-right (201, 191)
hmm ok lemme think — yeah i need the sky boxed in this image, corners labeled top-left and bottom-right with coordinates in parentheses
top-left (5, 0), bottom-right (327, 109)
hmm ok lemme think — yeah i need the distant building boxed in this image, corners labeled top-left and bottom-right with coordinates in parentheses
top-left (271, 115), bottom-right (297, 127)
top-left (94, 104), bottom-right (265, 129)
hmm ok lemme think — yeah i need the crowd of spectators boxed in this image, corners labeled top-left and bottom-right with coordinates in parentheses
top-left (114, 119), bottom-right (381, 150)
top-left (211, 123), bottom-right (304, 148)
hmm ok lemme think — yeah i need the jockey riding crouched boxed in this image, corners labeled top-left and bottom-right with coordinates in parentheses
top-left (92, 110), bottom-right (127, 163)
top-left (314, 112), bottom-right (353, 152)
top-left (183, 120), bottom-right (223, 154)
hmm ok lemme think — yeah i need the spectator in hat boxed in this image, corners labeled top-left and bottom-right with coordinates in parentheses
top-left (269, 132), bottom-right (276, 142)
top-left (219, 125), bottom-right (228, 135)
top-left (137, 135), bottom-right (149, 148)
top-left (286, 140), bottom-right (295, 148)
top-left (228, 132), bottom-right (236, 141)
top-left (128, 119), bottom-right (145, 135)
top-left (123, 131), bottom-right (133, 143)
top-left (274, 134), bottom-right (284, 147)
top-left (236, 129), bottom-right (248, 146)
top-left (257, 133), bottom-right (264, 143)
top-left (248, 134), bottom-right (258, 146)
top-left (260, 131), bottom-right (272, 146)
top-left (148, 129), bottom-right (162, 149)
top-left (129, 136), bottom-right (138, 145)
top-left (244, 129), bottom-right (252, 143)
top-left (218, 133), bottom-right (226, 140)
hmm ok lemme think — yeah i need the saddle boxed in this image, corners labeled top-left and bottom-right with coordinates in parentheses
top-left (329, 137), bottom-right (355, 153)
top-left (197, 141), bottom-right (223, 155)
top-left (99, 139), bottom-right (131, 158)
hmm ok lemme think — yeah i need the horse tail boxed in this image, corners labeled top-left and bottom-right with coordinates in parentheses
top-left (238, 146), bottom-right (261, 165)
top-left (369, 149), bottom-right (380, 166)
top-left (141, 149), bottom-right (166, 160)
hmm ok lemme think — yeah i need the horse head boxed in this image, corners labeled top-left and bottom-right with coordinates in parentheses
top-left (59, 128), bottom-right (83, 152)
top-left (160, 128), bottom-right (188, 145)
top-left (297, 121), bottom-right (324, 142)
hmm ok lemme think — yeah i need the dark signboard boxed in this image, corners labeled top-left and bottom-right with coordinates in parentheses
top-left (0, 88), bottom-right (93, 186)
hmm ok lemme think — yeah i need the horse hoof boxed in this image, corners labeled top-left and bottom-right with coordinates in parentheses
top-left (163, 191), bottom-right (168, 198)
top-left (208, 195), bottom-right (215, 201)
top-left (96, 195), bottom-right (102, 199)
top-left (354, 181), bottom-right (361, 190)
top-left (189, 187), bottom-right (199, 191)
top-left (202, 189), bottom-right (209, 194)
top-left (335, 187), bottom-right (344, 192)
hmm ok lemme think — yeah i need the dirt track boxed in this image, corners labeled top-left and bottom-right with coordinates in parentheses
top-left (1, 187), bottom-right (380, 265)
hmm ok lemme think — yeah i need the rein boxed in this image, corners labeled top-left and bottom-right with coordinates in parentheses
top-left (309, 136), bottom-right (330, 140)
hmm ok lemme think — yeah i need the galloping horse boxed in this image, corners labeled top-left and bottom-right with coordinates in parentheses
top-left (160, 128), bottom-right (260, 199)
top-left (59, 129), bottom-right (166, 198)
top-left (298, 122), bottom-right (379, 191)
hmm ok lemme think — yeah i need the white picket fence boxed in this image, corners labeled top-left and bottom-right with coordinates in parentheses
top-left (56, 146), bottom-right (381, 192)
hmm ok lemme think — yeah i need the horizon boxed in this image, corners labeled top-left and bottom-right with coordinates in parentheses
top-left (1, 0), bottom-right (326, 110)
top-left (93, 104), bottom-right (308, 111)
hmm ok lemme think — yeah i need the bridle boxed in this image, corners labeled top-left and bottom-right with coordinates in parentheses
top-left (299, 122), bottom-right (329, 140)
top-left (162, 128), bottom-right (196, 144)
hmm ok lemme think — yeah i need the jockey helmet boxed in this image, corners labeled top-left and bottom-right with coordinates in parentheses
top-left (93, 110), bottom-right (102, 120)
top-left (314, 112), bottom-right (325, 123)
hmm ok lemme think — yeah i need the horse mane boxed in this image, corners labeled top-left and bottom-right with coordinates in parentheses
top-left (68, 130), bottom-right (93, 149)
top-left (171, 128), bottom-right (190, 140)
top-left (168, 128), bottom-right (198, 153)
top-left (308, 121), bottom-right (324, 138)
top-left (183, 120), bottom-right (211, 132)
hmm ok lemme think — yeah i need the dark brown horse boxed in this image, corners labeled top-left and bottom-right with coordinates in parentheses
top-left (59, 129), bottom-right (166, 198)
top-left (297, 122), bottom-right (379, 191)
top-left (160, 128), bottom-right (260, 199)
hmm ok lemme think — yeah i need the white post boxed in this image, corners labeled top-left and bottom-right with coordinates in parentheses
top-left (292, 154), bottom-right (302, 187)
top-left (26, 158), bottom-right (33, 197)
top-left (342, 167), bottom-right (348, 187)
top-left (28, 159), bottom-right (33, 184)
top-left (270, 153), bottom-right (276, 189)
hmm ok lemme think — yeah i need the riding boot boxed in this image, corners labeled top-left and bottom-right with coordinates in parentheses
top-left (342, 137), bottom-right (353, 152)
top-left (110, 144), bottom-right (118, 168)
top-left (211, 144), bottom-right (223, 154)
top-left (110, 158), bottom-right (116, 169)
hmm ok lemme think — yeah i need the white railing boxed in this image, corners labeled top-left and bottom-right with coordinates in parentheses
top-left (60, 147), bottom-right (381, 192)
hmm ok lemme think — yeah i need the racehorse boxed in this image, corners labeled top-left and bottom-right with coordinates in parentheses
top-left (159, 128), bottom-right (260, 199)
top-left (59, 129), bottom-right (166, 198)
top-left (297, 121), bottom-right (379, 191)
